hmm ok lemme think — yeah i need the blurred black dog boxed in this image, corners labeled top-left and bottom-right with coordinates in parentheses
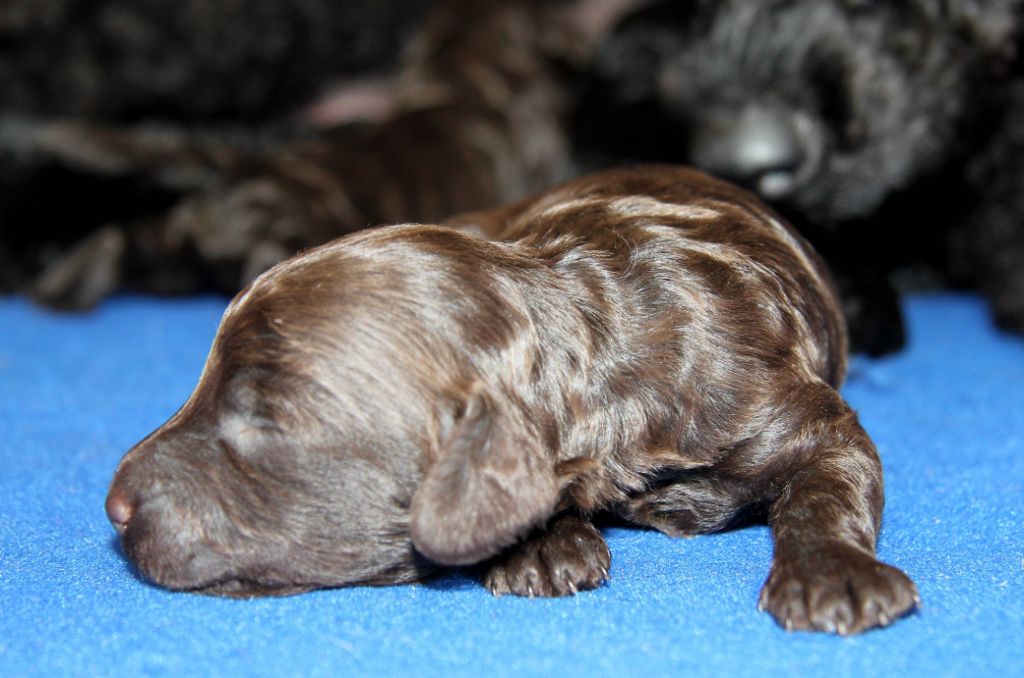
top-left (585, 0), bottom-right (1024, 352)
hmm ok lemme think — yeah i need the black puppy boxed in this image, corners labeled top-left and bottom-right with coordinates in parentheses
top-left (106, 166), bottom-right (918, 634)
top-left (586, 0), bottom-right (1023, 351)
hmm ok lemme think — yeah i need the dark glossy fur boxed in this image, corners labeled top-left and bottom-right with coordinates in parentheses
top-left (106, 166), bottom-right (918, 634)
top-left (586, 0), bottom-right (1024, 347)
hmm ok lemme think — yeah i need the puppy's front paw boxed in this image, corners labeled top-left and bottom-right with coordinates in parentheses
top-left (759, 545), bottom-right (919, 635)
top-left (484, 514), bottom-right (610, 597)
top-left (30, 226), bottom-right (125, 310)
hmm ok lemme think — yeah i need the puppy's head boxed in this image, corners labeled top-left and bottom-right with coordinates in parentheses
top-left (595, 0), bottom-right (1016, 223)
top-left (105, 226), bottom-right (558, 595)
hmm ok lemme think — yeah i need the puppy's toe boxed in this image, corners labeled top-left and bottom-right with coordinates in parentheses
top-left (484, 514), bottom-right (610, 597)
top-left (486, 547), bottom-right (551, 597)
top-left (759, 545), bottom-right (919, 635)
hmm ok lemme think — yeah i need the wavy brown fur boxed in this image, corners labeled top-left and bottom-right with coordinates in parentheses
top-left (106, 165), bottom-right (917, 634)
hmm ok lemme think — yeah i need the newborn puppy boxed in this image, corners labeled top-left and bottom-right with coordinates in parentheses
top-left (106, 165), bottom-right (918, 634)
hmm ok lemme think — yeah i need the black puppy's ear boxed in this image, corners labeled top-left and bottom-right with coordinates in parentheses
top-left (410, 388), bottom-right (557, 565)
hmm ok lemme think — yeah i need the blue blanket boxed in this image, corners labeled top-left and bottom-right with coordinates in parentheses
top-left (1, 292), bottom-right (1022, 676)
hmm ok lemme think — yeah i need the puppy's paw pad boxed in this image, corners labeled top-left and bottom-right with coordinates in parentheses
top-left (759, 547), bottom-right (919, 635)
top-left (484, 515), bottom-right (610, 598)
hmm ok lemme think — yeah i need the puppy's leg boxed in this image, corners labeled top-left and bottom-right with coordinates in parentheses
top-left (16, 119), bottom-right (257, 191)
top-left (30, 213), bottom-right (213, 310)
top-left (759, 382), bottom-right (919, 635)
top-left (29, 225), bottom-right (126, 310)
top-left (485, 514), bottom-right (610, 597)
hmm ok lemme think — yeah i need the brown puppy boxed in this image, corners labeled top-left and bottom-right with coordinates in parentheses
top-left (105, 165), bottom-right (918, 634)
top-left (21, 0), bottom-right (642, 310)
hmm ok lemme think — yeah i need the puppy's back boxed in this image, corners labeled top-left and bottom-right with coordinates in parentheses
top-left (449, 164), bottom-right (847, 387)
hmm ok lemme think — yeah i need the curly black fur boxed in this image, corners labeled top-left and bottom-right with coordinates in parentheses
top-left (584, 0), bottom-right (1024, 347)
top-left (0, 0), bottom-right (430, 122)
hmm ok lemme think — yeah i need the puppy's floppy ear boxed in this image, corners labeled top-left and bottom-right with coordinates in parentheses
top-left (410, 387), bottom-right (557, 565)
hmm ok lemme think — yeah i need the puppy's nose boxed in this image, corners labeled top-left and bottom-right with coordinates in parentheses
top-left (105, 489), bottom-right (134, 534)
top-left (690, 106), bottom-right (806, 200)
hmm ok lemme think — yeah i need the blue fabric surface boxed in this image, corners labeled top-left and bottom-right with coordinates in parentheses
top-left (1, 292), bottom-right (1022, 676)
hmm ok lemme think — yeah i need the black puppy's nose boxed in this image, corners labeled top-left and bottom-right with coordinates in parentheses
top-left (105, 488), bottom-right (134, 534)
top-left (690, 106), bottom-right (806, 200)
